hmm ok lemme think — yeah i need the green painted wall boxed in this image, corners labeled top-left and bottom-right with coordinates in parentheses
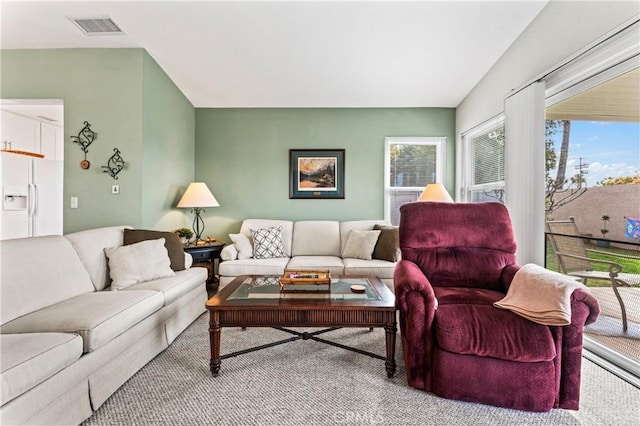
top-left (142, 52), bottom-right (195, 231)
top-left (195, 108), bottom-right (455, 240)
top-left (1, 48), bottom-right (195, 233)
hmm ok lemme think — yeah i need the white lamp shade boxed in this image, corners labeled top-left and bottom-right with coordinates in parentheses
top-left (418, 183), bottom-right (453, 202)
top-left (177, 182), bottom-right (219, 208)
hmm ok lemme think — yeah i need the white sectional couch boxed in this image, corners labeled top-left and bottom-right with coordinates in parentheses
top-left (0, 226), bottom-right (207, 425)
top-left (218, 219), bottom-right (399, 289)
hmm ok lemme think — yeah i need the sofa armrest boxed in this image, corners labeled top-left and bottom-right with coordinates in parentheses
top-left (184, 252), bottom-right (193, 269)
top-left (393, 260), bottom-right (437, 390)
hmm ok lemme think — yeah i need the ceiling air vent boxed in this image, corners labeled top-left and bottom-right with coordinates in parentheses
top-left (69, 17), bottom-right (124, 36)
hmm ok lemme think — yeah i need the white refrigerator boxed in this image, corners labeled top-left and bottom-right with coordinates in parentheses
top-left (1, 152), bottom-right (63, 240)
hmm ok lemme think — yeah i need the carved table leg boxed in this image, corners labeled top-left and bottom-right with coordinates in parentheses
top-left (384, 320), bottom-right (397, 378)
top-left (209, 313), bottom-right (221, 376)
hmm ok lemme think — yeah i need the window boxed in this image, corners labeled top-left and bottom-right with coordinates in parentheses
top-left (462, 116), bottom-right (505, 203)
top-left (384, 137), bottom-right (445, 225)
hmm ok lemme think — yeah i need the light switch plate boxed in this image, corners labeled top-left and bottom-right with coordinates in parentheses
top-left (71, 197), bottom-right (78, 209)
top-left (112, 185), bottom-right (119, 194)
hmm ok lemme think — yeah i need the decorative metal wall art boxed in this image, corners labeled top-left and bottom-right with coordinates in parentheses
top-left (102, 148), bottom-right (126, 191)
top-left (70, 121), bottom-right (96, 169)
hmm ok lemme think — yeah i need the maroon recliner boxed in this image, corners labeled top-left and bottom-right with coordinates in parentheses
top-left (394, 201), bottom-right (599, 412)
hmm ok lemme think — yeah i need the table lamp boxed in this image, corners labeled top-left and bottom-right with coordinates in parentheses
top-left (418, 183), bottom-right (453, 202)
top-left (177, 182), bottom-right (219, 243)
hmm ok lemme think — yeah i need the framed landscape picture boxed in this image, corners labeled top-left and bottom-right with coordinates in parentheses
top-left (289, 149), bottom-right (345, 199)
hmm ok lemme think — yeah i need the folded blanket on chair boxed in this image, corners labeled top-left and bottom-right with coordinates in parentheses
top-left (494, 263), bottom-right (589, 326)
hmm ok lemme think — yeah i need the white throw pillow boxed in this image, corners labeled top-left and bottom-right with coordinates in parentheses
top-left (220, 244), bottom-right (239, 261)
top-left (229, 233), bottom-right (253, 259)
top-left (251, 226), bottom-right (286, 259)
top-left (105, 238), bottom-right (175, 290)
top-left (341, 229), bottom-right (381, 260)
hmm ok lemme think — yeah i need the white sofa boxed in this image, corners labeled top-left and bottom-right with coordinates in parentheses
top-left (218, 219), bottom-right (399, 289)
top-left (0, 226), bottom-right (207, 425)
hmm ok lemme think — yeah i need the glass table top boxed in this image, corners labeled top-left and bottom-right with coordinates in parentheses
top-left (227, 276), bottom-right (382, 301)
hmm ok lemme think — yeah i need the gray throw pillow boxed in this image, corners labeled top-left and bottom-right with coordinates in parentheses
top-left (372, 224), bottom-right (400, 262)
top-left (341, 229), bottom-right (381, 260)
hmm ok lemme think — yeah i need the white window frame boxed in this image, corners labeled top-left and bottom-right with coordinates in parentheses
top-left (461, 115), bottom-right (505, 203)
top-left (383, 136), bottom-right (446, 224)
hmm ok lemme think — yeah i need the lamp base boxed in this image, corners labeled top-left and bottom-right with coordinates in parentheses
top-left (192, 207), bottom-right (206, 243)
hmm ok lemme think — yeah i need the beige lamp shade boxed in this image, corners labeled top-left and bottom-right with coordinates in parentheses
top-left (177, 182), bottom-right (219, 208)
top-left (418, 183), bottom-right (453, 202)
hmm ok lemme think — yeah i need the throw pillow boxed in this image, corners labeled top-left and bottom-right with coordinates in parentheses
top-left (229, 233), bottom-right (253, 259)
top-left (251, 226), bottom-right (286, 259)
top-left (372, 224), bottom-right (401, 262)
top-left (123, 229), bottom-right (185, 271)
top-left (105, 238), bottom-right (175, 290)
top-left (341, 229), bottom-right (381, 260)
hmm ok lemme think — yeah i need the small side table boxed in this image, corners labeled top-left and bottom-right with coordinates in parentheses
top-left (184, 242), bottom-right (225, 292)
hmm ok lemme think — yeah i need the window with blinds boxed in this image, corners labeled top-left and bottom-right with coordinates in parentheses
top-left (384, 137), bottom-right (446, 225)
top-left (463, 117), bottom-right (505, 203)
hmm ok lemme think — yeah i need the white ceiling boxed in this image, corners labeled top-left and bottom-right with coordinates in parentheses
top-left (0, 1), bottom-right (549, 108)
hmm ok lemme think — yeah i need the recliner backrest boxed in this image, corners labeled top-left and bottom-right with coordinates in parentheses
top-left (398, 201), bottom-right (517, 290)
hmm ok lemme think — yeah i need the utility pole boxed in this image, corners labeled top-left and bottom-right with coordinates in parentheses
top-left (574, 157), bottom-right (589, 188)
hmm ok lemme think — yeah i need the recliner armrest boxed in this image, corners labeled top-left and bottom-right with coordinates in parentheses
top-left (394, 260), bottom-right (436, 311)
top-left (393, 260), bottom-right (438, 390)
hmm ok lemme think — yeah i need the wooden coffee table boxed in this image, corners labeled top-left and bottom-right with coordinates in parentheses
top-left (206, 275), bottom-right (397, 378)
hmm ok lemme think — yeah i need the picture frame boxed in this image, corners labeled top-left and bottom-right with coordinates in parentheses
top-left (289, 149), bottom-right (345, 199)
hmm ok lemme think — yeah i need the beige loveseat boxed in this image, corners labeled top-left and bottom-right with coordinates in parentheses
top-left (218, 219), bottom-right (399, 289)
top-left (0, 226), bottom-right (207, 425)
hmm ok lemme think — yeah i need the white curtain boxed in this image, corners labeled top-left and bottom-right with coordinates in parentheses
top-left (504, 82), bottom-right (546, 265)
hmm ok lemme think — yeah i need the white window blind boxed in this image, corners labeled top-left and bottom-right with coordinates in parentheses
top-left (504, 81), bottom-right (546, 265)
top-left (462, 117), bottom-right (505, 203)
top-left (384, 137), bottom-right (445, 225)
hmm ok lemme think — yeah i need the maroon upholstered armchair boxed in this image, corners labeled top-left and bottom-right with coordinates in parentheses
top-left (394, 202), bottom-right (599, 412)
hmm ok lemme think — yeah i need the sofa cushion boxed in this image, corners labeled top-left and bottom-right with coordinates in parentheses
top-left (0, 291), bottom-right (163, 353)
top-left (240, 219), bottom-right (294, 257)
top-left (372, 224), bottom-right (400, 262)
top-left (341, 229), bottom-right (381, 260)
top-left (0, 236), bottom-right (95, 326)
top-left (342, 258), bottom-right (396, 279)
top-left (229, 233), bottom-right (254, 259)
top-left (219, 257), bottom-right (290, 277)
top-left (435, 304), bottom-right (557, 362)
top-left (291, 221), bottom-right (341, 256)
top-left (286, 256), bottom-right (344, 277)
top-left (0, 333), bottom-right (83, 406)
top-left (123, 229), bottom-right (185, 271)
top-left (251, 226), bottom-right (286, 259)
top-left (65, 226), bottom-right (131, 291)
top-left (105, 239), bottom-right (175, 290)
top-left (123, 268), bottom-right (207, 305)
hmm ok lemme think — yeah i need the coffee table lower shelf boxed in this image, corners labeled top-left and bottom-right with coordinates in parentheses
top-left (208, 311), bottom-right (397, 378)
top-left (206, 275), bottom-right (397, 379)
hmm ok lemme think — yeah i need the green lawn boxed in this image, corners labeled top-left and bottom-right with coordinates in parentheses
top-left (545, 240), bottom-right (640, 287)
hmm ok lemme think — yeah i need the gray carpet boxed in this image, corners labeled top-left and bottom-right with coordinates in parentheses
top-left (83, 314), bottom-right (639, 426)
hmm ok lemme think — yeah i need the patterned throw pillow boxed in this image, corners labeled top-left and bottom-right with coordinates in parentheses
top-left (251, 226), bottom-right (286, 259)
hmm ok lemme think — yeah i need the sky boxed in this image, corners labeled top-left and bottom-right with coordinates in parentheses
top-left (548, 120), bottom-right (640, 188)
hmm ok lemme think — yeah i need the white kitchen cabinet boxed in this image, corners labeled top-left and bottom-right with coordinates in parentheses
top-left (40, 121), bottom-right (64, 161)
top-left (1, 110), bottom-right (40, 154)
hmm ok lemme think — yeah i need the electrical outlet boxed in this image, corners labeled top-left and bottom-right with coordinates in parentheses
top-left (71, 197), bottom-right (78, 209)
top-left (112, 185), bottom-right (120, 194)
